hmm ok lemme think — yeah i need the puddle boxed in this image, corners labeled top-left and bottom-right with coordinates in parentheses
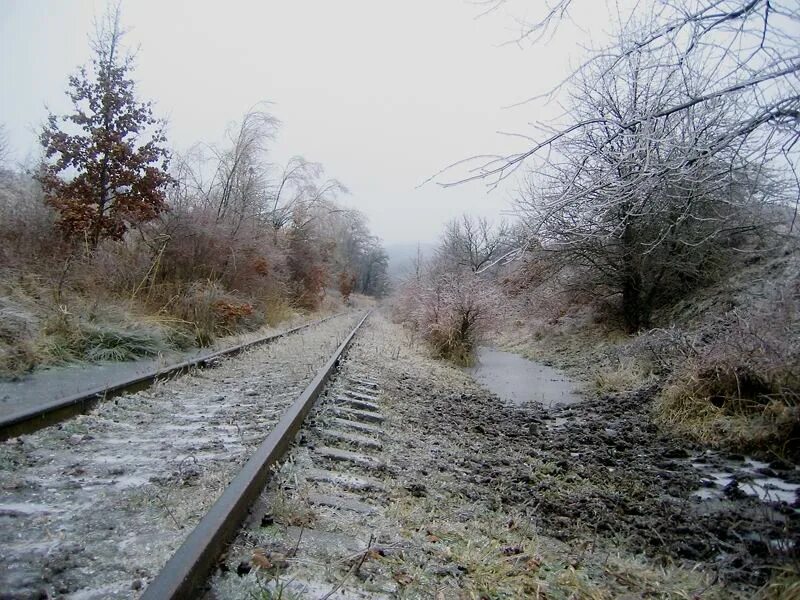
top-left (690, 451), bottom-right (800, 507)
top-left (467, 347), bottom-right (583, 407)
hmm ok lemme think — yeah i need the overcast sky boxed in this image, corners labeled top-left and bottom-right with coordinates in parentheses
top-left (0, 0), bottom-right (618, 244)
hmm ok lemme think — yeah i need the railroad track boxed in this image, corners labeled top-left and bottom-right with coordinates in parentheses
top-left (0, 312), bottom-right (343, 440)
top-left (142, 311), bottom-right (374, 599)
top-left (0, 311), bottom-right (368, 599)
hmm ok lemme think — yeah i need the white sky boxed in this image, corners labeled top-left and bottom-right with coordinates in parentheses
top-left (0, 0), bottom-right (618, 244)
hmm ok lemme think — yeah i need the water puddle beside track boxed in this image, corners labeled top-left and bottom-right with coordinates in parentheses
top-left (466, 346), bottom-right (583, 407)
top-left (466, 346), bottom-right (800, 516)
top-left (690, 452), bottom-right (800, 506)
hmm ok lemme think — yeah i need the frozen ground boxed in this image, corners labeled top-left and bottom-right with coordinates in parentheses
top-left (206, 312), bottom-right (798, 599)
top-left (0, 312), bottom-right (360, 599)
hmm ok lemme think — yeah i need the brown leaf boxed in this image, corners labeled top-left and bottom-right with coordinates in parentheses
top-left (393, 571), bottom-right (414, 586)
top-left (251, 549), bottom-right (273, 570)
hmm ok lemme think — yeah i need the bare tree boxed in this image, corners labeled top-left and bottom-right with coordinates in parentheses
top-left (211, 108), bottom-right (279, 224)
top-left (265, 156), bottom-right (318, 230)
top-left (516, 47), bottom-right (782, 330)
top-left (262, 156), bottom-right (348, 235)
top-left (433, 1), bottom-right (799, 330)
top-left (455, 1), bottom-right (799, 188)
top-left (438, 214), bottom-right (512, 272)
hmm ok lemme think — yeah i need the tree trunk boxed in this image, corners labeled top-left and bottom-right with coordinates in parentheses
top-left (620, 220), bottom-right (648, 332)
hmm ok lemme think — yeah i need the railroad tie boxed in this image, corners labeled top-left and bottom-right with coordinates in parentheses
top-left (347, 377), bottom-right (379, 390)
top-left (330, 406), bottom-right (385, 424)
top-left (343, 389), bottom-right (379, 402)
top-left (334, 394), bottom-right (380, 412)
top-left (329, 417), bottom-right (384, 436)
top-left (314, 445), bottom-right (385, 471)
top-left (304, 468), bottom-right (385, 492)
top-left (317, 428), bottom-right (383, 450)
top-left (307, 492), bottom-right (378, 514)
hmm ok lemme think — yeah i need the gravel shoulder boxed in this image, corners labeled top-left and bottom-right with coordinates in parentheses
top-left (0, 312), bottom-right (361, 599)
top-left (208, 312), bottom-right (797, 599)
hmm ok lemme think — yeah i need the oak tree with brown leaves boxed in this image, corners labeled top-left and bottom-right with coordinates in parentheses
top-left (38, 6), bottom-right (172, 248)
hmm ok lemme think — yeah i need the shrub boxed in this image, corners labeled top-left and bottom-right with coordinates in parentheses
top-left (655, 276), bottom-right (800, 458)
top-left (170, 281), bottom-right (263, 346)
top-left (396, 261), bottom-right (502, 365)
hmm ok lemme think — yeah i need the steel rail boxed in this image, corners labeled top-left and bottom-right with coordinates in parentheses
top-left (0, 312), bottom-right (346, 440)
top-left (141, 310), bottom-right (371, 600)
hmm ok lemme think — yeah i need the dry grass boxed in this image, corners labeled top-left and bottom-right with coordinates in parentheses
top-left (757, 567), bottom-right (800, 600)
top-left (383, 494), bottom-right (733, 599)
top-left (656, 376), bottom-right (799, 458)
top-left (0, 274), bottom-right (182, 377)
top-left (591, 358), bottom-right (654, 395)
top-left (654, 274), bottom-right (800, 458)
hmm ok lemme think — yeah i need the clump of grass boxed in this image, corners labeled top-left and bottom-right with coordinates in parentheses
top-left (591, 358), bottom-right (653, 395)
top-left (168, 280), bottom-right (264, 346)
top-left (758, 567), bottom-right (800, 600)
top-left (37, 306), bottom-right (171, 364)
top-left (656, 371), bottom-right (799, 457)
top-left (263, 292), bottom-right (296, 327)
top-left (654, 323), bottom-right (800, 457)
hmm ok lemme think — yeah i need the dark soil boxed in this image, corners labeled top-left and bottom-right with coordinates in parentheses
top-left (383, 371), bottom-right (800, 588)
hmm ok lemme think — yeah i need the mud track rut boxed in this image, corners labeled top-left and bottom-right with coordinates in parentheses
top-left (0, 312), bottom-right (362, 599)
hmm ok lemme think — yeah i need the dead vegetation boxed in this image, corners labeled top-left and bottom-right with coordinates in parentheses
top-left (497, 247), bottom-right (800, 461)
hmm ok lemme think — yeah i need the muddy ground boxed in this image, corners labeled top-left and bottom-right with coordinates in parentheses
top-left (211, 314), bottom-right (799, 598)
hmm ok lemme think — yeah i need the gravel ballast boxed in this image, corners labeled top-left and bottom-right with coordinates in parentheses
top-left (0, 312), bottom-right (361, 599)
